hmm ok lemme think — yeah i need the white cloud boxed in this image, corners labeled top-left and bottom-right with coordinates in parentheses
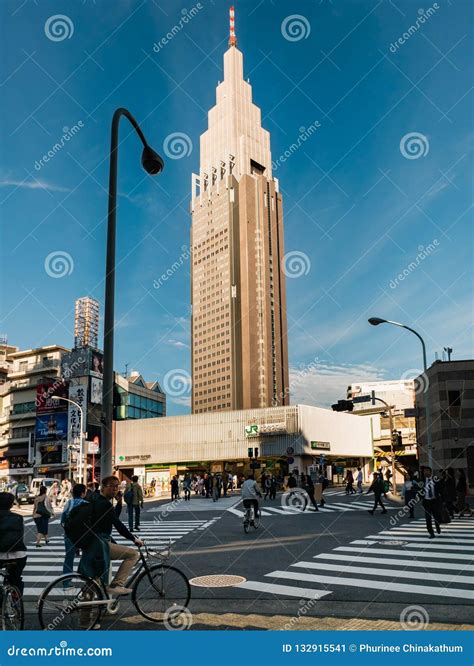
top-left (167, 339), bottom-right (189, 349)
top-left (171, 396), bottom-right (191, 407)
top-left (0, 178), bottom-right (70, 192)
top-left (289, 360), bottom-right (387, 408)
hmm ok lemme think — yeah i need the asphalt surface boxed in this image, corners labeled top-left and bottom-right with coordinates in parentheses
top-left (15, 487), bottom-right (474, 630)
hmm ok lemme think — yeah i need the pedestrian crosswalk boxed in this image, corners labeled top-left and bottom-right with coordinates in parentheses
top-left (236, 518), bottom-right (474, 601)
top-left (20, 519), bottom-right (208, 599)
top-left (227, 499), bottom-right (399, 517)
top-left (149, 496), bottom-right (242, 513)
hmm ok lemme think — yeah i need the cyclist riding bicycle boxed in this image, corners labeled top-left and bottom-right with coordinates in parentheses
top-left (78, 476), bottom-right (143, 596)
top-left (241, 474), bottom-right (262, 524)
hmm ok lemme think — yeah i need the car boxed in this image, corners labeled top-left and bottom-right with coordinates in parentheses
top-left (14, 483), bottom-right (30, 505)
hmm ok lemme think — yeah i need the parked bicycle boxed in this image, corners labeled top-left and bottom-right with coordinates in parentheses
top-left (242, 502), bottom-right (260, 534)
top-left (0, 564), bottom-right (24, 630)
top-left (37, 541), bottom-right (190, 630)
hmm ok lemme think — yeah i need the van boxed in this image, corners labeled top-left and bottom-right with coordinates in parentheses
top-left (29, 477), bottom-right (57, 501)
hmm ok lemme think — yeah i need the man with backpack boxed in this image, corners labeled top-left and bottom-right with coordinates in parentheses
top-left (65, 476), bottom-right (143, 595)
top-left (124, 476), bottom-right (144, 532)
top-left (60, 483), bottom-right (87, 582)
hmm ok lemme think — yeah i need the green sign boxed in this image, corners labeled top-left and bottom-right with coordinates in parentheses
top-left (245, 424), bottom-right (259, 437)
top-left (310, 441), bottom-right (331, 450)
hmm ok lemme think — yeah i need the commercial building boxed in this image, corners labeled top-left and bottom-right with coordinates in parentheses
top-left (115, 404), bottom-right (374, 491)
top-left (0, 345), bottom-right (70, 483)
top-left (190, 8), bottom-right (289, 414)
top-left (415, 359), bottom-right (474, 485)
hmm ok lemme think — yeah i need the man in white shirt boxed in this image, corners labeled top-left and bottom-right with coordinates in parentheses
top-left (422, 467), bottom-right (442, 538)
top-left (356, 467), bottom-right (363, 493)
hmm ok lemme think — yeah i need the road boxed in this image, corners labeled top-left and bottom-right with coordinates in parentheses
top-left (15, 487), bottom-right (474, 630)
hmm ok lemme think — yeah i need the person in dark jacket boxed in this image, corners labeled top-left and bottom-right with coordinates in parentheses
top-left (60, 483), bottom-right (87, 580)
top-left (367, 472), bottom-right (387, 515)
top-left (170, 475), bottom-right (180, 501)
top-left (85, 481), bottom-right (100, 502)
top-left (0, 492), bottom-right (27, 594)
top-left (269, 475), bottom-right (277, 500)
top-left (419, 467), bottom-right (442, 538)
top-left (456, 469), bottom-right (468, 514)
top-left (302, 474), bottom-right (318, 511)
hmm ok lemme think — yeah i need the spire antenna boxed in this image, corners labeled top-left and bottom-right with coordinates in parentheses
top-left (229, 5), bottom-right (237, 47)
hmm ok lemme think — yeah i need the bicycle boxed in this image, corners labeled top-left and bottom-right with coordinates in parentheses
top-left (242, 501), bottom-right (261, 534)
top-left (37, 541), bottom-right (190, 630)
top-left (0, 564), bottom-right (24, 631)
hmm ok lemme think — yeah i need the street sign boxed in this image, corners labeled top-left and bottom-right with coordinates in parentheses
top-left (286, 446), bottom-right (294, 455)
top-left (287, 456), bottom-right (294, 464)
top-left (352, 395), bottom-right (371, 404)
top-left (310, 441), bottom-right (330, 450)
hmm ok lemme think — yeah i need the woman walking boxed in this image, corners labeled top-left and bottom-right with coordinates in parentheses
top-left (303, 474), bottom-right (319, 511)
top-left (345, 470), bottom-right (355, 494)
top-left (33, 485), bottom-right (53, 547)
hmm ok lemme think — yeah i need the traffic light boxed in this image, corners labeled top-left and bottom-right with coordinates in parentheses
top-left (248, 447), bottom-right (253, 459)
top-left (254, 447), bottom-right (259, 458)
top-left (331, 400), bottom-right (354, 412)
top-left (397, 431), bottom-right (403, 447)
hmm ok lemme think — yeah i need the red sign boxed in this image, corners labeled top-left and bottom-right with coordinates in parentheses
top-left (36, 380), bottom-right (68, 414)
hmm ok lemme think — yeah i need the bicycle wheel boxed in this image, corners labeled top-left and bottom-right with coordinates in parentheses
top-left (1, 585), bottom-right (24, 630)
top-left (243, 512), bottom-right (250, 534)
top-left (253, 510), bottom-right (261, 529)
top-left (38, 574), bottom-right (103, 631)
top-left (132, 564), bottom-right (190, 623)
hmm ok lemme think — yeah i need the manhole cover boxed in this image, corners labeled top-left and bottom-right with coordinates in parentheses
top-left (189, 574), bottom-right (246, 588)
top-left (379, 540), bottom-right (408, 546)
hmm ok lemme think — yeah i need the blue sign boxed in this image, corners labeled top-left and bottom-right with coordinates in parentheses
top-left (35, 412), bottom-right (68, 441)
top-left (287, 456), bottom-right (294, 464)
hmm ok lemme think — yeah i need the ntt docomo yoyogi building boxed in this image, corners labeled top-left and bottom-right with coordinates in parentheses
top-left (114, 404), bottom-right (375, 486)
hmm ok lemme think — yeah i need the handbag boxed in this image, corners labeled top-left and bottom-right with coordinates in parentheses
top-left (36, 499), bottom-right (52, 518)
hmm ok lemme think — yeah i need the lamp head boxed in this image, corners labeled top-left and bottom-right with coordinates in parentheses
top-left (368, 317), bottom-right (387, 326)
top-left (51, 395), bottom-right (60, 400)
top-left (141, 145), bottom-right (164, 175)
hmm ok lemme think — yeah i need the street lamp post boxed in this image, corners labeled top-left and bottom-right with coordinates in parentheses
top-left (101, 108), bottom-right (164, 479)
top-left (52, 396), bottom-right (84, 483)
top-left (368, 317), bottom-right (433, 470)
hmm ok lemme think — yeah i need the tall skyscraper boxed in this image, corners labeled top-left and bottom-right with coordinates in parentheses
top-left (191, 8), bottom-right (289, 413)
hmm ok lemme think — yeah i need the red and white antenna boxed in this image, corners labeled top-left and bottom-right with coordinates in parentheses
top-left (229, 5), bottom-right (237, 47)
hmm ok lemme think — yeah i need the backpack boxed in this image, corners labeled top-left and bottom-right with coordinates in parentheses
top-left (63, 502), bottom-right (96, 548)
top-left (124, 485), bottom-right (134, 505)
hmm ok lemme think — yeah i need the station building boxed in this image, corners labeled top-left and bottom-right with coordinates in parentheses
top-left (114, 404), bottom-right (375, 492)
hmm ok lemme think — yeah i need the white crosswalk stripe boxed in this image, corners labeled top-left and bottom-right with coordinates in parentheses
top-left (235, 519), bottom-right (474, 602)
top-left (20, 520), bottom-right (207, 599)
top-left (229, 500), bottom-right (399, 517)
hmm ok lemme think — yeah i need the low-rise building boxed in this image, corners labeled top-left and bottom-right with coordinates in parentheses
top-left (114, 404), bottom-right (374, 491)
top-left (415, 359), bottom-right (474, 486)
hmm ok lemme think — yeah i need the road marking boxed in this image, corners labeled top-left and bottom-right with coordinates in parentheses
top-left (364, 535), bottom-right (474, 548)
top-left (290, 560), bottom-right (474, 584)
top-left (314, 553), bottom-right (474, 571)
top-left (265, 570), bottom-right (474, 600)
top-left (237, 580), bottom-right (331, 600)
top-left (336, 546), bottom-right (474, 560)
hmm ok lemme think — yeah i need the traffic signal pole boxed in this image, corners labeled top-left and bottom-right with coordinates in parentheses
top-left (371, 393), bottom-right (398, 496)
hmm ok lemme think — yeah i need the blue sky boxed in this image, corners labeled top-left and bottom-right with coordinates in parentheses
top-left (1, 0), bottom-right (472, 414)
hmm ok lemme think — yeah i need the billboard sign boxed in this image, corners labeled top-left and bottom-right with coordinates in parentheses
top-left (61, 348), bottom-right (103, 379)
top-left (68, 378), bottom-right (88, 444)
top-left (90, 377), bottom-right (103, 404)
top-left (35, 412), bottom-right (68, 441)
top-left (36, 381), bottom-right (68, 414)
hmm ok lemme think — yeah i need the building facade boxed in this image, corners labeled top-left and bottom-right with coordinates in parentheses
top-left (115, 404), bottom-right (374, 490)
top-left (415, 360), bottom-right (474, 485)
top-left (190, 12), bottom-right (289, 414)
top-left (0, 345), bottom-right (70, 483)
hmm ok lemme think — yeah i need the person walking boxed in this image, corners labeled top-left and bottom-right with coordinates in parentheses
top-left (33, 485), bottom-right (53, 547)
top-left (263, 475), bottom-right (271, 500)
top-left (345, 470), bottom-right (355, 494)
top-left (420, 467), bottom-right (442, 538)
top-left (60, 483), bottom-right (87, 582)
top-left (222, 473), bottom-right (228, 498)
top-left (303, 474), bottom-right (318, 511)
top-left (48, 480), bottom-right (60, 508)
top-left (0, 492), bottom-right (27, 595)
top-left (367, 472), bottom-right (387, 515)
top-left (456, 469), bottom-right (468, 515)
top-left (170, 475), bottom-right (179, 501)
top-left (444, 468), bottom-right (457, 519)
top-left (183, 474), bottom-right (192, 502)
top-left (204, 473), bottom-right (211, 499)
top-left (125, 475), bottom-right (144, 532)
top-left (402, 471), bottom-right (417, 519)
top-left (269, 474), bottom-right (277, 500)
top-left (356, 467), bottom-right (363, 494)
top-left (85, 482), bottom-right (100, 502)
top-left (212, 474), bottom-right (220, 502)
